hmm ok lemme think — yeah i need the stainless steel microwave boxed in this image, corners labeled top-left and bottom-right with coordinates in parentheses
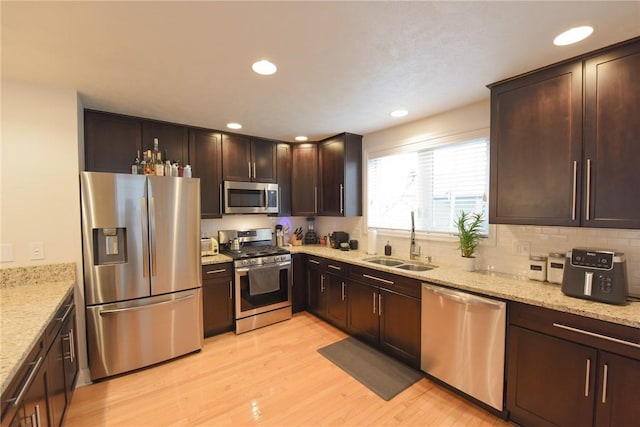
top-left (224, 181), bottom-right (279, 214)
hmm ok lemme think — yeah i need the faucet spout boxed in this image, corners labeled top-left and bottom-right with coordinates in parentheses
top-left (410, 211), bottom-right (420, 260)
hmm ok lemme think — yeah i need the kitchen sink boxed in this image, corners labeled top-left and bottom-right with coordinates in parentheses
top-left (364, 257), bottom-right (404, 267)
top-left (395, 263), bottom-right (434, 272)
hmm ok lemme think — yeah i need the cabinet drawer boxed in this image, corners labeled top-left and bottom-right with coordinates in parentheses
top-left (324, 260), bottom-right (349, 276)
top-left (202, 263), bottom-right (232, 278)
top-left (306, 256), bottom-right (326, 270)
top-left (509, 302), bottom-right (640, 360)
top-left (349, 265), bottom-right (421, 298)
top-left (45, 293), bottom-right (74, 349)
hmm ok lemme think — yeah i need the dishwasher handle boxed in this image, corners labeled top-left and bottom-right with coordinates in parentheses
top-left (422, 283), bottom-right (504, 309)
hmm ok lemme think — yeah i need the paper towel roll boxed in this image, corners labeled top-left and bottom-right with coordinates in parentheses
top-left (367, 229), bottom-right (377, 255)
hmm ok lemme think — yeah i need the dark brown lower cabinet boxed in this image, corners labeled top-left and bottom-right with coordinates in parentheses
top-left (324, 272), bottom-right (347, 329)
top-left (507, 302), bottom-right (640, 427)
top-left (306, 256), bottom-right (326, 318)
top-left (292, 254), bottom-right (307, 313)
top-left (378, 288), bottom-right (421, 367)
top-left (346, 280), bottom-right (379, 344)
top-left (202, 263), bottom-right (233, 337)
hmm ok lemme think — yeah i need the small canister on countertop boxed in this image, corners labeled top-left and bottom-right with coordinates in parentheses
top-left (547, 252), bottom-right (566, 284)
top-left (528, 255), bottom-right (548, 282)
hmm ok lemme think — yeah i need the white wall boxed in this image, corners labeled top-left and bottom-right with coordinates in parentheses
top-left (0, 79), bottom-right (89, 384)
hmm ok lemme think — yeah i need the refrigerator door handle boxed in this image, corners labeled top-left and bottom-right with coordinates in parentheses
top-left (149, 197), bottom-right (157, 276)
top-left (99, 294), bottom-right (195, 315)
top-left (141, 197), bottom-right (149, 277)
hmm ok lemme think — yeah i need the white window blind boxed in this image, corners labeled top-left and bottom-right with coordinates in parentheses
top-left (367, 138), bottom-right (489, 234)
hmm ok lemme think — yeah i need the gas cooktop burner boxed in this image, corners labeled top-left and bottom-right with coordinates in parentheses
top-left (223, 245), bottom-right (290, 259)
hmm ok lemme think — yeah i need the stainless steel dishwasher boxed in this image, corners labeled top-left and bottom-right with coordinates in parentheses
top-left (421, 283), bottom-right (506, 411)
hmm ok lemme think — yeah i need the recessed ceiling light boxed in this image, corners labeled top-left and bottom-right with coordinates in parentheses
top-left (295, 136), bottom-right (308, 142)
top-left (390, 109), bottom-right (408, 118)
top-left (226, 123), bottom-right (242, 130)
top-left (553, 26), bottom-right (594, 46)
top-left (252, 60), bottom-right (277, 75)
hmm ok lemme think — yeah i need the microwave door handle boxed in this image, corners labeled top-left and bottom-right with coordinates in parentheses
top-left (265, 188), bottom-right (268, 208)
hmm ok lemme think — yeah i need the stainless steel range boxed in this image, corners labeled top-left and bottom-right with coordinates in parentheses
top-left (219, 228), bottom-right (292, 334)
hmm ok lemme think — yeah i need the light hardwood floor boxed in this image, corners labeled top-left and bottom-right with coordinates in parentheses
top-left (66, 312), bottom-right (511, 426)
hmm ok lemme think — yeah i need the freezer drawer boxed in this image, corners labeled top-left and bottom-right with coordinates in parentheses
top-left (421, 283), bottom-right (506, 411)
top-left (86, 288), bottom-right (203, 381)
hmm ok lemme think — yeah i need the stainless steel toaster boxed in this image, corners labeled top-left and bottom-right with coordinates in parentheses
top-left (561, 248), bottom-right (628, 305)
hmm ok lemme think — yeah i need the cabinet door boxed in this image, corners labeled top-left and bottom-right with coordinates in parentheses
top-left (507, 326), bottom-right (596, 427)
top-left (202, 264), bottom-right (233, 337)
top-left (307, 265), bottom-right (325, 318)
top-left (23, 360), bottom-right (49, 427)
top-left (319, 137), bottom-right (345, 216)
top-left (222, 133), bottom-right (252, 182)
top-left (251, 138), bottom-right (277, 183)
top-left (84, 110), bottom-right (142, 173)
top-left (595, 352), bottom-right (640, 427)
top-left (379, 289), bottom-right (421, 368)
top-left (189, 130), bottom-right (223, 218)
top-left (272, 143), bottom-right (292, 216)
top-left (583, 40), bottom-right (640, 229)
top-left (489, 62), bottom-right (583, 226)
top-left (291, 144), bottom-right (318, 216)
top-left (47, 327), bottom-right (66, 427)
top-left (325, 274), bottom-right (347, 329)
top-left (142, 121), bottom-right (188, 166)
top-left (346, 280), bottom-right (378, 345)
top-left (292, 254), bottom-right (307, 313)
top-left (62, 309), bottom-right (78, 402)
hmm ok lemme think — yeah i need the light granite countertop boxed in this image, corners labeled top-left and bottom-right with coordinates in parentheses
top-left (0, 264), bottom-right (75, 395)
top-left (201, 254), bottom-right (233, 265)
top-left (287, 245), bottom-right (640, 329)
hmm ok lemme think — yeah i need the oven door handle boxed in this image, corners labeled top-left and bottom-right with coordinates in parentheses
top-left (235, 261), bottom-right (291, 274)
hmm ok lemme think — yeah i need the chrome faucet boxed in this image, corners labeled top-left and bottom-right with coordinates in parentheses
top-left (410, 211), bottom-right (421, 260)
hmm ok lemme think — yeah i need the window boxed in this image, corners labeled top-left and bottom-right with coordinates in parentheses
top-left (367, 137), bottom-right (489, 235)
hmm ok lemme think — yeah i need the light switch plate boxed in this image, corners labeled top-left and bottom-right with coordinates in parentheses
top-left (30, 241), bottom-right (45, 260)
top-left (0, 243), bottom-right (14, 262)
top-left (512, 240), bottom-right (531, 256)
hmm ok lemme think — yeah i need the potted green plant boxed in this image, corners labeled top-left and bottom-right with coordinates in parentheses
top-left (454, 210), bottom-right (484, 271)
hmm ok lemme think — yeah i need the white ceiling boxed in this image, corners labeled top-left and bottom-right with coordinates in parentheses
top-left (2, 1), bottom-right (639, 142)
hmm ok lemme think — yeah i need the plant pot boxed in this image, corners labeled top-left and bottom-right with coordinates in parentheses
top-left (461, 256), bottom-right (476, 272)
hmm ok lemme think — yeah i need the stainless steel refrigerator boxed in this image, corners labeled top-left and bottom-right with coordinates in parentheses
top-left (80, 172), bottom-right (203, 381)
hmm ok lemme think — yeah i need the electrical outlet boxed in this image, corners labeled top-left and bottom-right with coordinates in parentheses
top-left (30, 241), bottom-right (45, 260)
top-left (512, 240), bottom-right (531, 256)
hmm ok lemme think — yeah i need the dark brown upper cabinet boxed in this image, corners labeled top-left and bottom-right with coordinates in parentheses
top-left (141, 120), bottom-right (189, 166)
top-left (222, 134), bottom-right (277, 183)
top-left (271, 143), bottom-right (292, 217)
top-left (489, 37), bottom-right (640, 229)
top-left (189, 129), bottom-right (223, 218)
top-left (318, 133), bottom-right (362, 217)
top-left (85, 110), bottom-right (142, 173)
top-left (291, 143), bottom-right (318, 216)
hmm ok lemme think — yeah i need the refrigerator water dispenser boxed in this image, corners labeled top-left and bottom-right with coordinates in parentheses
top-left (93, 227), bottom-right (127, 264)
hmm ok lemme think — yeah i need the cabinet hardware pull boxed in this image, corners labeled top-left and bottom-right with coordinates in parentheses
top-left (206, 269), bottom-right (227, 275)
top-left (363, 274), bottom-right (394, 285)
top-left (321, 275), bottom-right (325, 292)
top-left (35, 403), bottom-right (42, 427)
top-left (229, 281), bottom-right (233, 299)
top-left (31, 410), bottom-right (38, 427)
top-left (586, 159), bottom-right (592, 221)
top-left (248, 161), bottom-right (252, 179)
top-left (378, 294), bottom-right (382, 317)
top-left (340, 184), bottom-right (344, 214)
top-left (100, 294), bottom-right (194, 315)
top-left (572, 160), bottom-right (578, 220)
top-left (309, 259), bottom-right (320, 265)
top-left (553, 323), bottom-right (640, 349)
top-left (10, 356), bottom-right (43, 407)
top-left (341, 282), bottom-right (346, 301)
top-left (69, 328), bottom-right (75, 363)
top-left (328, 264), bottom-right (341, 271)
top-left (601, 363), bottom-right (608, 404)
top-left (56, 303), bottom-right (74, 322)
top-left (585, 358), bottom-right (591, 397)
top-left (373, 292), bottom-right (376, 314)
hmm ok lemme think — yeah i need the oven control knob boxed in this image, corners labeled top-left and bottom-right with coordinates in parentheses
top-left (251, 258), bottom-right (258, 265)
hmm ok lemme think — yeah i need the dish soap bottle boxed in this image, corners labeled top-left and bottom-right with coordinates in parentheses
top-left (384, 241), bottom-right (392, 256)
